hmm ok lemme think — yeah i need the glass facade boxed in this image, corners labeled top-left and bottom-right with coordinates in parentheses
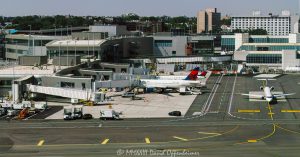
top-left (238, 45), bottom-right (300, 51)
top-left (221, 35), bottom-right (290, 51)
top-left (221, 38), bottom-right (235, 51)
top-left (246, 54), bottom-right (282, 64)
top-left (154, 40), bottom-right (172, 47)
top-left (249, 37), bottom-right (289, 43)
top-left (7, 39), bottom-right (52, 46)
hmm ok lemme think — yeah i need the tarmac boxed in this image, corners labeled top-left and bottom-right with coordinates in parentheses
top-left (46, 93), bottom-right (197, 119)
top-left (1, 74), bottom-right (300, 156)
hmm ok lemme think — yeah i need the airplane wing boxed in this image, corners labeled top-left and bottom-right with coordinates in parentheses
top-left (241, 94), bottom-right (264, 98)
top-left (273, 93), bottom-right (295, 97)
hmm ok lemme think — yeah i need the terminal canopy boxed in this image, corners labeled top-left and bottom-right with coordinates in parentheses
top-left (46, 40), bottom-right (107, 51)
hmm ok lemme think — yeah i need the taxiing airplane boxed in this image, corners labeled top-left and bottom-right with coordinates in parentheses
top-left (241, 79), bottom-right (295, 103)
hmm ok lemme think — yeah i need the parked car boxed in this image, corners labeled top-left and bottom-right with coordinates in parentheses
top-left (83, 114), bottom-right (93, 120)
top-left (168, 111), bottom-right (181, 116)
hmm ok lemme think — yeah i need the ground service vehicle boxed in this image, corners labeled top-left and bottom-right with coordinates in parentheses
top-left (100, 109), bottom-right (120, 120)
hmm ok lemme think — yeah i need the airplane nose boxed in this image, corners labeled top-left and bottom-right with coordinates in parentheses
top-left (266, 98), bottom-right (272, 102)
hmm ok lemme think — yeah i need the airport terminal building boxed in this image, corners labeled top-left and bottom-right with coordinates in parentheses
top-left (226, 33), bottom-right (300, 71)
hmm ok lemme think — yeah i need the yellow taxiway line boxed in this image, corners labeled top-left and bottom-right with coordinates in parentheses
top-left (145, 138), bottom-right (151, 144)
top-left (37, 140), bottom-right (45, 147)
top-left (101, 139), bottom-right (109, 145)
top-left (267, 104), bottom-right (274, 120)
top-left (281, 110), bottom-right (300, 113)
top-left (238, 109), bottom-right (261, 113)
top-left (247, 139), bottom-right (257, 143)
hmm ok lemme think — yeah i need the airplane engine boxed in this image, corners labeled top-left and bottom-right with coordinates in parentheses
top-left (270, 86), bottom-right (274, 91)
top-left (260, 86), bottom-right (264, 90)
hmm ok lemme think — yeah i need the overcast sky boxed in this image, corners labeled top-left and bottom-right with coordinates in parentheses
top-left (1, 0), bottom-right (299, 17)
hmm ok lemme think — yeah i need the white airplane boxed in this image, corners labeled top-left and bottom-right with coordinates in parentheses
top-left (140, 67), bottom-right (207, 92)
top-left (157, 71), bottom-right (209, 80)
top-left (241, 79), bottom-right (295, 103)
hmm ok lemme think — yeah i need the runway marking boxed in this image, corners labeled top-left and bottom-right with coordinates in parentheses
top-left (267, 103), bottom-right (274, 120)
top-left (237, 103), bottom-right (277, 145)
top-left (257, 124), bottom-right (276, 141)
top-left (281, 110), bottom-right (300, 113)
top-left (37, 140), bottom-right (45, 146)
top-left (145, 138), bottom-right (151, 144)
top-left (198, 132), bottom-right (221, 135)
top-left (173, 136), bottom-right (188, 141)
top-left (247, 139), bottom-right (257, 143)
top-left (217, 76), bottom-right (230, 112)
top-left (238, 110), bottom-right (261, 113)
top-left (101, 139), bottom-right (109, 145)
top-left (275, 124), bottom-right (300, 135)
top-left (201, 75), bottom-right (223, 115)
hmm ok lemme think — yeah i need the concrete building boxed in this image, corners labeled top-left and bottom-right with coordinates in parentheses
top-left (46, 37), bottom-right (154, 63)
top-left (89, 25), bottom-right (132, 37)
top-left (222, 33), bottom-right (289, 52)
top-left (230, 33), bottom-right (300, 71)
top-left (231, 11), bottom-right (300, 36)
top-left (0, 32), bottom-right (5, 59)
top-left (153, 34), bottom-right (218, 57)
top-left (197, 8), bottom-right (221, 33)
top-left (5, 34), bottom-right (62, 60)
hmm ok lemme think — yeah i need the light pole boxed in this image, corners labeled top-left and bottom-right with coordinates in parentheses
top-left (54, 25), bottom-right (56, 37)
top-left (74, 40), bottom-right (77, 65)
top-left (59, 42), bottom-right (62, 70)
top-left (88, 33), bottom-right (90, 58)
top-left (4, 40), bottom-right (8, 62)
top-left (40, 31), bottom-right (43, 57)
top-left (60, 26), bottom-right (63, 40)
top-left (12, 62), bottom-right (16, 102)
top-left (69, 25), bottom-right (73, 37)
top-left (66, 25), bottom-right (69, 37)
top-left (93, 33), bottom-right (95, 59)
top-left (67, 40), bottom-right (69, 67)
top-left (14, 41), bottom-right (18, 63)
top-left (28, 25), bottom-right (31, 55)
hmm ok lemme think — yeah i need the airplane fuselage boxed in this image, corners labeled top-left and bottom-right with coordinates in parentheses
top-left (263, 86), bottom-right (273, 102)
top-left (140, 79), bottom-right (203, 89)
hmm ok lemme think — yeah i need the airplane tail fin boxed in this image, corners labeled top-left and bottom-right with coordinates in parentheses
top-left (199, 71), bottom-right (208, 77)
top-left (184, 67), bottom-right (200, 80)
top-left (203, 71), bottom-right (212, 82)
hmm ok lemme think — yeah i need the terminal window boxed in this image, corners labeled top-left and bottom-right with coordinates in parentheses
top-left (61, 82), bottom-right (75, 88)
top-left (246, 54), bottom-right (282, 64)
top-left (154, 40), bottom-right (172, 47)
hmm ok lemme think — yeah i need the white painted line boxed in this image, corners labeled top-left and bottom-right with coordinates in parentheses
top-left (173, 136), bottom-right (188, 141)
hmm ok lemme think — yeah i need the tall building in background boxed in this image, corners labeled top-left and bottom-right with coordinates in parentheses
top-left (231, 10), bottom-right (300, 36)
top-left (197, 8), bottom-right (221, 33)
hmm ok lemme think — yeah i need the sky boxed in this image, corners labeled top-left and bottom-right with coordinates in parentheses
top-left (1, 0), bottom-right (299, 17)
